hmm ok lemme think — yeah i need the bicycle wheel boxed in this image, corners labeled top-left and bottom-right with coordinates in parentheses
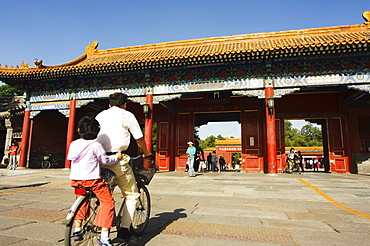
top-left (64, 195), bottom-right (100, 246)
top-left (130, 185), bottom-right (151, 236)
top-left (41, 160), bottom-right (51, 169)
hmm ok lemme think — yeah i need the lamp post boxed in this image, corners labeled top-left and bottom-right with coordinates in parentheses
top-left (267, 97), bottom-right (274, 115)
top-left (143, 103), bottom-right (150, 119)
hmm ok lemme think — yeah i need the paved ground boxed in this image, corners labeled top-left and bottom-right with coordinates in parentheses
top-left (0, 168), bottom-right (369, 245)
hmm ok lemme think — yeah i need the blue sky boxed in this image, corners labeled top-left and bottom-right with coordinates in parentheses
top-left (1, 0), bottom-right (368, 67)
top-left (0, 0), bottom-right (367, 138)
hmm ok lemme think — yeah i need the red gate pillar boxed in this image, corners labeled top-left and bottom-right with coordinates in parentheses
top-left (265, 86), bottom-right (277, 174)
top-left (64, 96), bottom-right (77, 169)
top-left (144, 89), bottom-right (153, 168)
top-left (19, 106), bottom-right (30, 168)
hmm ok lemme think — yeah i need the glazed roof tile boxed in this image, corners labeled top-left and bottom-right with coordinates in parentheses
top-left (1, 23), bottom-right (370, 74)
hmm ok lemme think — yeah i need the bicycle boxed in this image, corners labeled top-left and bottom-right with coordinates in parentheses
top-left (63, 155), bottom-right (155, 246)
top-left (282, 159), bottom-right (302, 174)
top-left (41, 153), bottom-right (59, 169)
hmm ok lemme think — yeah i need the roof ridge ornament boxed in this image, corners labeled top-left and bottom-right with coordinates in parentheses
top-left (85, 41), bottom-right (99, 55)
top-left (363, 11), bottom-right (370, 27)
top-left (34, 59), bottom-right (44, 69)
top-left (20, 61), bottom-right (29, 68)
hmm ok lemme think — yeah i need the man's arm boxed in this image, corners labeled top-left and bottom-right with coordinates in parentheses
top-left (135, 137), bottom-right (151, 157)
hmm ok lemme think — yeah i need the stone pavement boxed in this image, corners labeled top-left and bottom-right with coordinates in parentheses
top-left (0, 168), bottom-right (369, 245)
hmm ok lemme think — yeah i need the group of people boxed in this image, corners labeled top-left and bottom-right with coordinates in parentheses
top-left (285, 147), bottom-right (322, 173)
top-left (67, 92), bottom-right (151, 246)
top-left (186, 141), bottom-right (227, 177)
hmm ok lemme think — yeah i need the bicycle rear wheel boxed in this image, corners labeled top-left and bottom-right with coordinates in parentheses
top-left (64, 195), bottom-right (100, 246)
top-left (130, 185), bottom-right (151, 236)
top-left (41, 160), bottom-right (51, 169)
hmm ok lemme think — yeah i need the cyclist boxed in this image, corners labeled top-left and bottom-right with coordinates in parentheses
top-left (67, 116), bottom-right (122, 246)
top-left (286, 147), bottom-right (298, 173)
top-left (96, 92), bottom-right (151, 243)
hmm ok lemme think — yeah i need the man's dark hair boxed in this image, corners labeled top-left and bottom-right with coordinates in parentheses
top-left (78, 116), bottom-right (100, 140)
top-left (109, 92), bottom-right (128, 107)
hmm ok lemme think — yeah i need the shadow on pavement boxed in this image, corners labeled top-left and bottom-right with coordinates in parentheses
top-left (132, 208), bottom-right (187, 246)
top-left (0, 182), bottom-right (50, 190)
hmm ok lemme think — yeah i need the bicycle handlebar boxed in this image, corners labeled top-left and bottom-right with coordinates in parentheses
top-left (130, 153), bottom-right (154, 160)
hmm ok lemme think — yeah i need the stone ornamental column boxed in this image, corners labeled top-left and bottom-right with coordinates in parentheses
top-left (265, 84), bottom-right (277, 174)
top-left (19, 103), bottom-right (31, 168)
top-left (64, 94), bottom-right (77, 169)
top-left (4, 118), bottom-right (13, 158)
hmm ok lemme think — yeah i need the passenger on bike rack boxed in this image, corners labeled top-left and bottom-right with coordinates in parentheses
top-left (96, 92), bottom-right (151, 244)
top-left (67, 116), bottom-right (122, 246)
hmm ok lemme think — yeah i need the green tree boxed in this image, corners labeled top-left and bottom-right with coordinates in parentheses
top-left (232, 152), bottom-right (241, 164)
top-left (0, 84), bottom-right (24, 97)
top-left (284, 121), bottom-right (301, 147)
top-left (301, 123), bottom-right (323, 146)
top-left (284, 121), bottom-right (323, 147)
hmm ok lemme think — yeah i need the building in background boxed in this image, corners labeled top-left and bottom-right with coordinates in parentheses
top-left (1, 11), bottom-right (370, 174)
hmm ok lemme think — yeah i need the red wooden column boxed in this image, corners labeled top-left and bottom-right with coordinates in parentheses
top-left (18, 106), bottom-right (31, 168)
top-left (145, 92), bottom-right (153, 152)
top-left (144, 89), bottom-right (153, 168)
top-left (265, 86), bottom-right (277, 174)
top-left (64, 96), bottom-right (77, 169)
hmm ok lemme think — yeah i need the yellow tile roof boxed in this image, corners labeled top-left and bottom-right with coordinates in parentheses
top-left (215, 138), bottom-right (242, 145)
top-left (0, 22), bottom-right (369, 74)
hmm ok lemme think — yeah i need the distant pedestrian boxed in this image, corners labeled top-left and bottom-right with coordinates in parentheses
top-left (219, 156), bottom-right (226, 171)
top-left (211, 151), bottom-right (219, 172)
top-left (313, 159), bottom-right (319, 171)
top-left (9, 142), bottom-right (19, 170)
top-left (186, 141), bottom-right (196, 177)
top-left (197, 151), bottom-right (206, 172)
top-left (207, 152), bottom-right (212, 171)
top-left (297, 151), bottom-right (304, 172)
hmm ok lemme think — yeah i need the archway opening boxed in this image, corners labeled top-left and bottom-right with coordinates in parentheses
top-left (194, 112), bottom-right (241, 171)
top-left (284, 119), bottom-right (328, 172)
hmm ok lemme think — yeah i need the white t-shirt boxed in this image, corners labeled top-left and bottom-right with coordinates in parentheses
top-left (95, 106), bottom-right (143, 152)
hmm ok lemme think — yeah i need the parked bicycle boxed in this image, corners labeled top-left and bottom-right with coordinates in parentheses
top-left (63, 154), bottom-right (156, 246)
top-left (41, 153), bottom-right (59, 169)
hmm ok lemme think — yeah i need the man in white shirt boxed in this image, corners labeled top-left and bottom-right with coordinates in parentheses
top-left (96, 92), bottom-right (151, 243)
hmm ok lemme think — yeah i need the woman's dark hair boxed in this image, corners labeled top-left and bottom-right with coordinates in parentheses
top-left (109, 92), bottom-right (128, 107)
top-left (78, 116), bottom-right (100, 140)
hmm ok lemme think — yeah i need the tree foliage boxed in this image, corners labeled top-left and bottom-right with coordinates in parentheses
top-left (0, 84), bottom-right (24, 97)
top-left (284, 121), bottom-right (323, 147)
top-left (198, 134), bottom-right (226, 149)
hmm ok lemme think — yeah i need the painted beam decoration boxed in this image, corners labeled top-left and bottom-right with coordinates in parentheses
top-left (274, 73), bottom-right (370, 88)
top-left (28, 72), bottom-right (370, 114)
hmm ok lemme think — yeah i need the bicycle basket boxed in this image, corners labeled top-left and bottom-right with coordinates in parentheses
top-left (130, 158), bottom-right (156, 185)
top-left (135, 168), bottom-right (156, 185)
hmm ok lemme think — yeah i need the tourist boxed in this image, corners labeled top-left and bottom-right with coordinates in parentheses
top-left (186, 141), bottom-right (196, 177)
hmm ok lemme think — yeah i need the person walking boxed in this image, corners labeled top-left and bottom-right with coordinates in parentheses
top-left (313, 159), bottom-right (319, 171)
top-left (186, 141), bottom-right (196, 177)
top-left (211, 151), bottom-right (219, 172)
top-left (206, 152), bottom-right (212, 171)
top-left (219, 156), bottom-right (226, 171)
top-left (95, 92), bottom-right (151, 243)
top-left (297, 151), bottom-right (304, 172)
top-left (9, 142), bottom-right (19, 170)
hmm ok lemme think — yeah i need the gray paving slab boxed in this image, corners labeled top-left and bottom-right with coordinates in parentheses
top-left (0, 169), bottom-right (370, 245)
